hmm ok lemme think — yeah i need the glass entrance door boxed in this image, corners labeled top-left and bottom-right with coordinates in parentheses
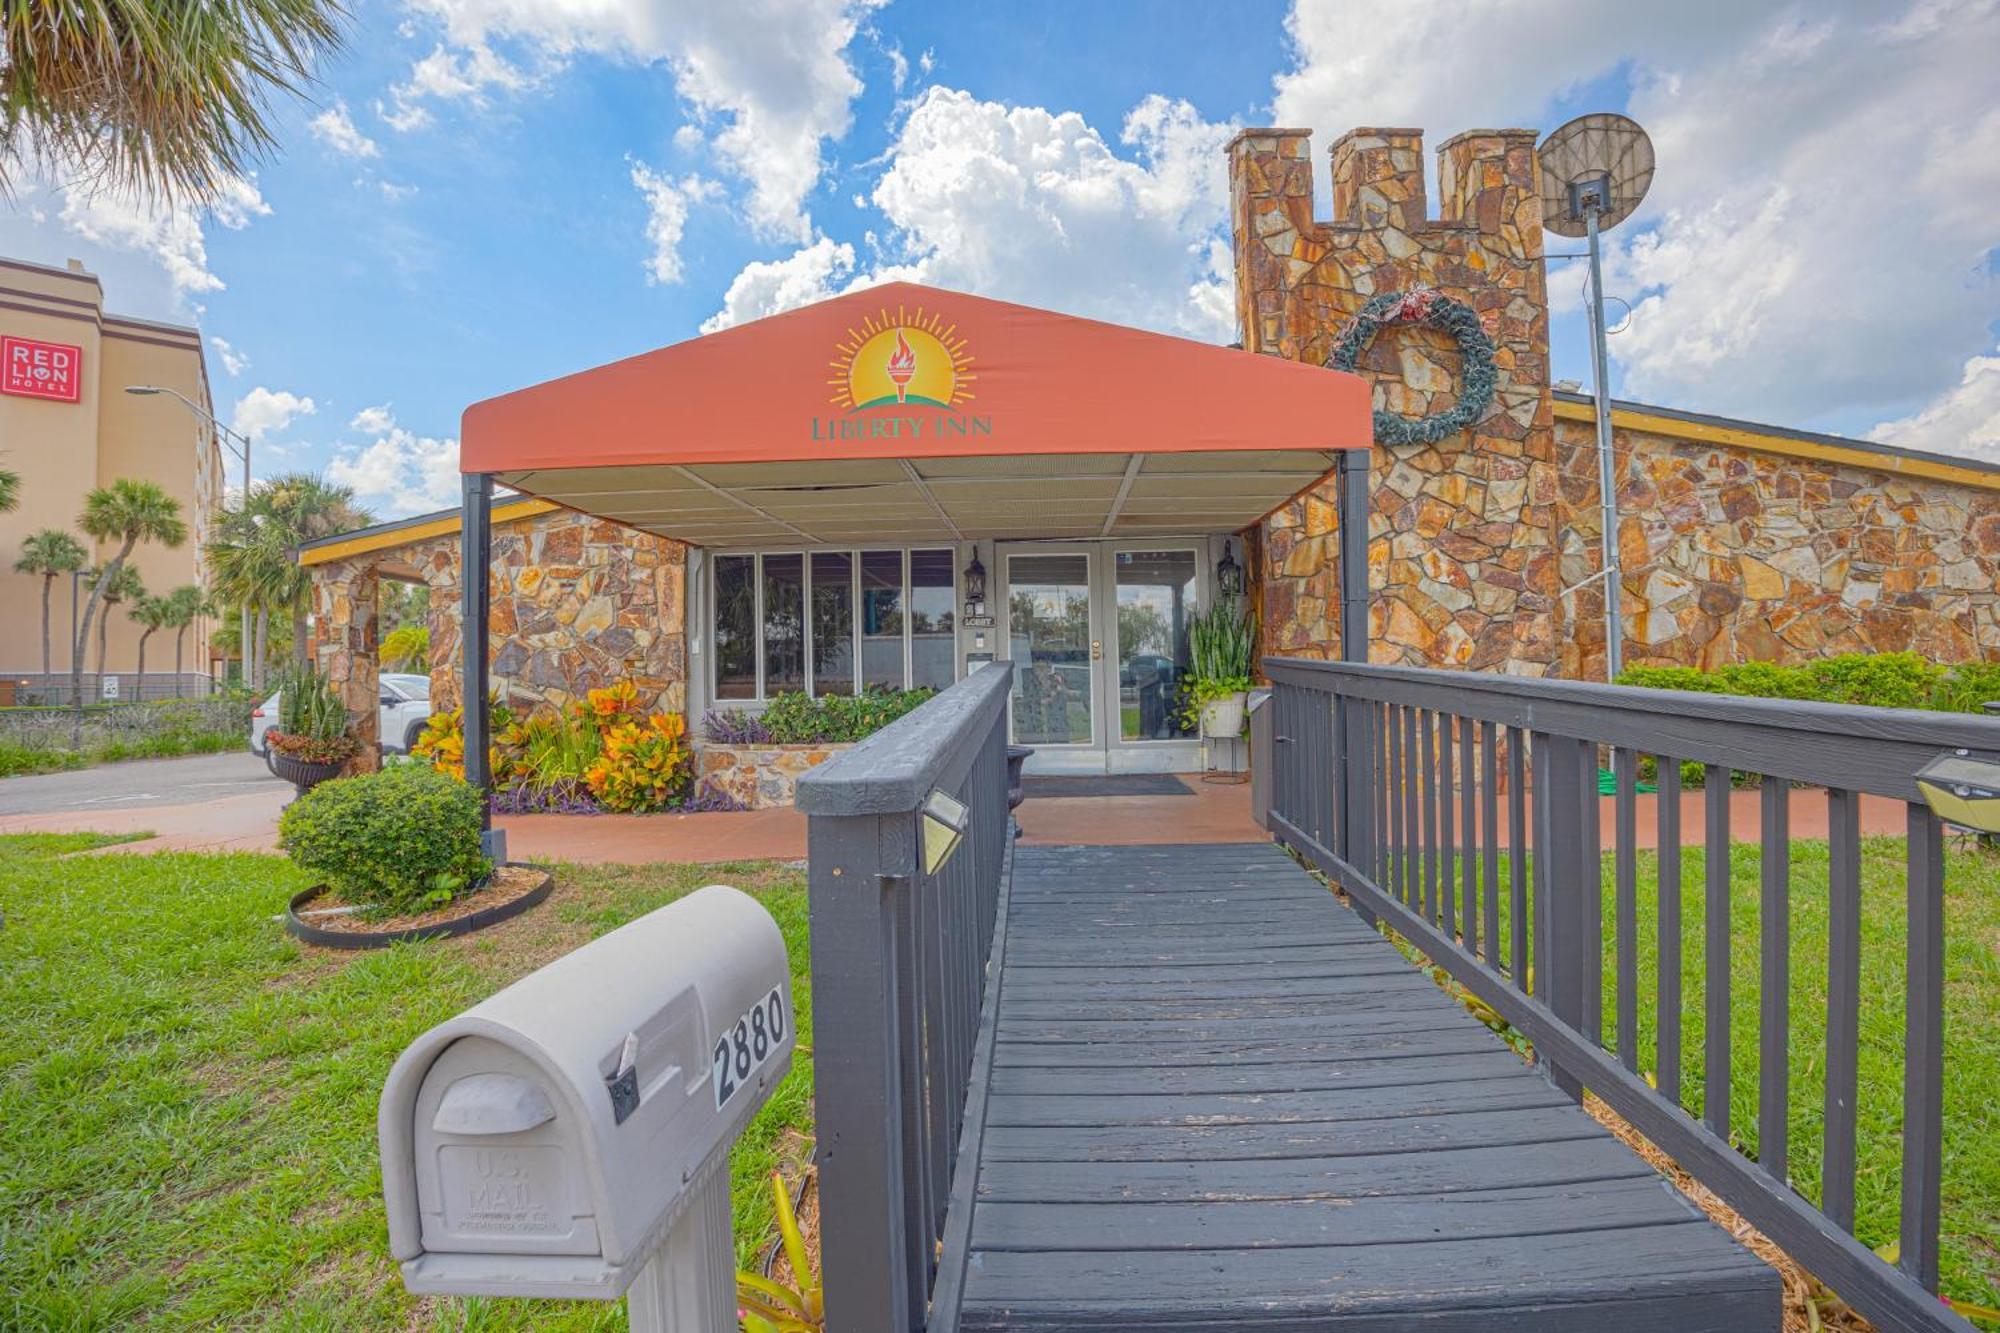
top-left (1004, 550), bottom-right (1095, 748)
top-left (1110, 547), bottom-right (1199, 747)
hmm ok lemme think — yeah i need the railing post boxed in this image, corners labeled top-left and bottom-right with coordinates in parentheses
top-left (807, 809), bottom-right (919, 1333)
top-left (1538, 733), bottom-right (1592, 1102)
top-left (1340, 691), bottom-right (1376, 927)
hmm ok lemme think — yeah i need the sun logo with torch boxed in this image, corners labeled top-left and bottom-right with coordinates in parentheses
top-left (829, 307), bottom-right (975, 411)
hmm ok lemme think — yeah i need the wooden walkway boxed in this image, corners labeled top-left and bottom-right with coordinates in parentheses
top-left (939, 841), bottom-right (1778, 1331)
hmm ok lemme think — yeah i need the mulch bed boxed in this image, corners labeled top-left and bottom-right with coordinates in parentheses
top-left (286, 864), bottom-right (552, 949)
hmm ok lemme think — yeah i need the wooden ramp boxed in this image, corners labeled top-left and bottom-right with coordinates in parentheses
top-left (939, 842), bottom-right (1778, 1331)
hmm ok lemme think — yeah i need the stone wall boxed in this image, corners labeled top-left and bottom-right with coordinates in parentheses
top-left (694, 742), bottom-right (847, 809)
top-left (309, 507), bottom-right (687, 772)
top-left (1553, 411), bottom-right (2000, 676)
top-left (1230, 126), bottom-right (1562, 675)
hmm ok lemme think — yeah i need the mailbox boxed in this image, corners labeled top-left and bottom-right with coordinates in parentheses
top-left (379, 884), bottom-right (793, 1325)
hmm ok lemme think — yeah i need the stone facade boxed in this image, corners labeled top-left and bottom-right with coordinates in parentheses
top-left (308, 506), bottom-right (687, 772)
top-left (694, 742), bottom-right (847, 809)
top-left (1552, 409), bottom-right (2000, 676)
top-left (1229, 125), bottom-right (2000, 678)
top-left (1230, 127), bottom-right (1562, 675)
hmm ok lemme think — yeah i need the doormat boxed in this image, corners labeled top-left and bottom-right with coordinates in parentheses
top-left (1020, 774), bottom-right (1195, 799)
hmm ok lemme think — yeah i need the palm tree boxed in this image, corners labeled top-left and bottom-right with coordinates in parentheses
top-left (164, 585), bottom-right (211, 696)
top-left (72, 479), bottom-right (185, 736)
top-left (0, 0), bottom-right (347, 203)
top-left (0, 467), bottom-right (18, 511)
top-left (92, 563), bottom-right (146, 682)
top-left (130, 593), bottom-right (174, 695)
top-left (15, 529), bottom-right (88, 687)
top-left (206, 472), bottom-right (373, 687)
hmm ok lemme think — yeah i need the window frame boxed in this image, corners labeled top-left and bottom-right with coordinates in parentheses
top-left (707, 545), bottom-right (961, 705)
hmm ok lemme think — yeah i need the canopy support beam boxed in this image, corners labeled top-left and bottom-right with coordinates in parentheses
top-left (460, 471), bottom-right (504, 859)
top-left (1337, 447), bottom-right (1370, 664)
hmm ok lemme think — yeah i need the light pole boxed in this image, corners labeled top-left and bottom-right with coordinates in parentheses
top-left (126, 384), bottom-right (252, 689)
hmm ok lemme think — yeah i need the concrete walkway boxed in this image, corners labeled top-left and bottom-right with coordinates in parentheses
top-left (0, 753), bottom-right (1911, 863)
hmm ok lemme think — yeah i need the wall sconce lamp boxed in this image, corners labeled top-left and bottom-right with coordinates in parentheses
top-left (963, 552), bottom-right (987, 617)
top-left (1216, 540), bottom-right (1245, 599)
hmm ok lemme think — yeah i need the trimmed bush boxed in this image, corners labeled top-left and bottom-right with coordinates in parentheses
top-left (278, 764), bottom-right (491, 915)
top-left (1937, 661), bottom-right (2000, 714)
top-left (754, 687), bottom-right (936, 744)
top-left (1619, 652), bottom-right (2000, 714)
top-left (1615, 665), bottom-right (1722, 694)
top-left (1803, 651), bottom-right (1944, 711)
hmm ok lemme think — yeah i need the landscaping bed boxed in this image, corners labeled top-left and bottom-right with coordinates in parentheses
top-left (285, 862), bottom-right (552, 948)
top-left (0, 834), bottom-right (813, 1329)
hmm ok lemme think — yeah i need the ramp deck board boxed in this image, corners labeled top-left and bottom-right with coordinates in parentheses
top-left (940, 842), bottom-right (1777, 1331)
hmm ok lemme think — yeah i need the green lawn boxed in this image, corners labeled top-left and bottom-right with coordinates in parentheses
top-left (0, 835), bottom-right (813, 1331)
top-left (1392, 833), bottom-right (2000, 1318)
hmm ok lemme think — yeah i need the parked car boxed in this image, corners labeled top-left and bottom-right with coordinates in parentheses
top-left (250, 672), bottom-right (433, 756)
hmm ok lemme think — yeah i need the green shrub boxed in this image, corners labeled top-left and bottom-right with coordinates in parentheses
top-left (758, 687), bottom-right (936, 744)
top-left (1710, 661), bottom-right (1815, 700)
top-left (1803, 651), bottom-right (1944, 710)
top-left (1936, 661), bottom-right (2000, 714)
top-left (277, 764), bottom-right (491, 915)
top-left (1614, 665), bottom-right (1723, 693)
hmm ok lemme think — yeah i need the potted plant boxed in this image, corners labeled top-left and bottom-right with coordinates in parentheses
top-left (1182, 595), bottom-right (1256, 739)
top-left (265, 663), bottom-right (358, 795)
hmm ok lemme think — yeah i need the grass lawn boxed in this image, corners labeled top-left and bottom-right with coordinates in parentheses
top-left (1395, 832), bottom-right (2000, 1318)
top-left (0, 834), bottom-right (813, 1331)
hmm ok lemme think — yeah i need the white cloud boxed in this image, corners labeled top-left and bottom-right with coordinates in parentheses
top-left (3, 171), bottom-right (271, 308)
top-left (392, 0), bottom-right (883, 240)
top-left (630, 164), bottom-right (719, 284)
top-left (310, 100), bottom-right (381, 158)
top-left (863, 87), bottom-right (1236, 339)
top-left (1270, 0), bottom-right (2000, 436)
top-left (327, 406), bottom-right (462, 517)
top-left (1870, 343), bottom-right (2000, 465)
top-left (701, 235), bottom-right (855, 332)
top-left (209, 336), bottom-right (248, 376)
top-left (349, 404), bottom-right (397, 435)
top-left (673, 123), bottom-right (705, 152)
top-left (231, 387), bottom-right (316, 442)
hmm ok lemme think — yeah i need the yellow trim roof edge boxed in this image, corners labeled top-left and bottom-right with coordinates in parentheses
top-left (1552, 398), bottom-right (2000, 494)
top-left (298, 498), bottom-right (559, 566)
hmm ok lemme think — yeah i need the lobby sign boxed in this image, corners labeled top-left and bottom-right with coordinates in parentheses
top-left (1, 336), bottom-right (83, 403)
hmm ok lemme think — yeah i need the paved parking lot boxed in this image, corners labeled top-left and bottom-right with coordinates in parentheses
top-left (0, 751), bottom-right (284, 816)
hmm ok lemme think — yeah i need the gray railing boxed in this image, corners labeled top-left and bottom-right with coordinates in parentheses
top-left (796, 662), bottom-right (1013, 1333)
top-left (1263, 658), bottom-right (1993, 1333)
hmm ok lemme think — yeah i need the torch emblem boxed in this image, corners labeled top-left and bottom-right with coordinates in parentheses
top-left (886, 330), bottom-right (917, 403)
top-left (829, 308), bottom-right (976, 412)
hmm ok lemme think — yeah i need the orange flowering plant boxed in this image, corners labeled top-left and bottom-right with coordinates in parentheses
top-left (584, 710), bottom-right (691, 813)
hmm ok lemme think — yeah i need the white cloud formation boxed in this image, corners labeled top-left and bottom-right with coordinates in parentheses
top-left (392, 0), bottom-right (883, 240)
top-left (231, 387), bottom-right (316, 443)
top-left (1271, 0), bottom-right (2000, 438)
top-left (310, 99), bottom-right (381, 158)
top-left (701, 235), bottom-right (855, 332)
top-left (1870, 343), bottom-right (2000, 464)
top-left (630, 164), bottom-right (719, 284)
top-left (209, 337), bottom-right (248, 376)
top-left (327, 406), bottom-right (462, 517)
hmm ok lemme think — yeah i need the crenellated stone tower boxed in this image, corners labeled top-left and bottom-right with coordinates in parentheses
top-left (1229, 127), bottom-right (1564, 675)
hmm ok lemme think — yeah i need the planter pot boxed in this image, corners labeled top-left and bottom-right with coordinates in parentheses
top-left (284, 863), bottom-right (553, 950)
top-left (266, 749), bottom-right (350, 796)
top-left (1005, 745), bottom-right (1035, 811)
top-left (1200, 692), bottom-right (1248, 740)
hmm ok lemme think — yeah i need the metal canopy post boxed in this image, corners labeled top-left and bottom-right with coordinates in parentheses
top-left (459, 472), bottom-right (503, 859)
top-left (1336, 447), bottom-right (1371, 665)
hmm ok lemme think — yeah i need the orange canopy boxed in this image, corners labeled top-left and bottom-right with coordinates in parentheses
top-left (462, 282), bottom-right (1371, 546)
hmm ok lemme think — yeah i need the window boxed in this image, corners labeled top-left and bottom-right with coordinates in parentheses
top-left (910, 548), bottom-right (956, 689)
top-left (762, 554), bottom-right (805, 694)
top-left (860, 550), bottom-right (905, 690)
top-left (810, 551), bottom-right (854, 694)
top-left (714, 554), bottom-right (756, 699)
top-left (711, 547), bottom-right (961, 701)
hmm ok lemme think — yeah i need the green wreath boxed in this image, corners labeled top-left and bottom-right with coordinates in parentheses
top-left (1328, 287), bottom-right (1498, 447)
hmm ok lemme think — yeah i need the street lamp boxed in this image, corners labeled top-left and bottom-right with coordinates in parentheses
top-left (127, 383), bottom-right (253, 689)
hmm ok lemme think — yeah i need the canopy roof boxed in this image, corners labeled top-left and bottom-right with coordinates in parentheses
top-left (462, 282), bottom-right (1370, 546)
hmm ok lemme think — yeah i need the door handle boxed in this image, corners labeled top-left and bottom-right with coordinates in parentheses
top-left (1089, 640), bottom-right (1102, 661)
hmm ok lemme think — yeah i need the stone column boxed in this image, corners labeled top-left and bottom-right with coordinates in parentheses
top-left (311, 557), bottom-right (381, 774)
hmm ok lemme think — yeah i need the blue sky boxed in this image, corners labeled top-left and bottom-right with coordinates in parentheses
top-left (4, 0), bottom-right (1993, 515)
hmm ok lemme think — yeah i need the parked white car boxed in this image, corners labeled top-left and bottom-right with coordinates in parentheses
top-left (250, 672), bottom-right (434, 756)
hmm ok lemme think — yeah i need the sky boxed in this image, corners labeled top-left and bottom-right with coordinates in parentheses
top-left (2, 0), bottom-right (1995, 518)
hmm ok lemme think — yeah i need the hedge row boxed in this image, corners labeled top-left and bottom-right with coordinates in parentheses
top-left (1616, 653), bottom-right (2000, 714)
